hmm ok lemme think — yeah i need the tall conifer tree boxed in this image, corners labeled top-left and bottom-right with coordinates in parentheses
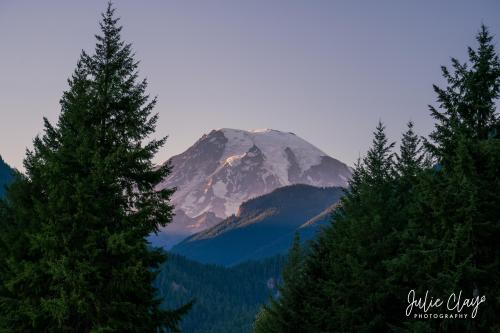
top-left (402, 25), bottom-right (500, 332)
top-left (427, 25), bottom-right (500, 165)
top-left (320, 121), bottom-right (398, 331)
top-left (395, 121), bottom-right (425, 179)
top-left (252, 24), bottom-right (499, 333)
top-left (253, 233), bottom-right (305, 333)
top-left (0, 4), bottom-right (189, 332)
top-left (254, 122), bottom-right (399, 332)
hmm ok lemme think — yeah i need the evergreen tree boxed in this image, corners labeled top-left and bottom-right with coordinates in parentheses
top-left (427, 25), bottom-right (500, 165)
top-left (363, 121), bottom-right (396, 185)
top-left (395, 121), bottom-right (426, 179)
top-left (319, 121), bottom-right (398, 331)
top-left (258, 122), bottom-right (399, 332)
top-left (254, 122), bottom-right (428, 332)
top-left (383, 123), bottom-right (431, 332)
top-left (253, 233), bottom-right (305, 333)
top-left (397, 25), bottom-right (500, 332)
top-left (0, 4), bottom-right (189, 332)
top-left (251, 24), bottom-right (499, 333)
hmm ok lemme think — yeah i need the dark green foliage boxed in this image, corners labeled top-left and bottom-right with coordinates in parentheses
top-left (253, 113), bottom-right (414, 333)
top-left (395, 121), bottom-right (426, 179)
top-left (255, 26), bottom-right (500, 332)
top-left (0, 4), bottom-right (188, 332)
top-left (394, 137), bottom-right (500, 332)
top-left (155, 254), bottom-right (286, 333)
top-left (0, 156), bottom-right (14, 198)
top-left (303, 122), bottom-right (404, 332)
top-left (395, 25), bottom-right (500, 332)
top-left (427, 25), bottom-right (500, 165)
top-left (253, 233), bottom-right (306, 333)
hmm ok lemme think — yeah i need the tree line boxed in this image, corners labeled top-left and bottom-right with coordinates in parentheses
top-left (254, 25), bottom-right (500, 333)
top-left (156, 254), bottom-right (285, 333)
top-left (0, 2), bottom-right (498, 332)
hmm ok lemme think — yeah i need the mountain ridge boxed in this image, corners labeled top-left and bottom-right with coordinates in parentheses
top-left (171, 184), bottom-right (344, 266)
top-left (154, 128), bottom-right (351, 247)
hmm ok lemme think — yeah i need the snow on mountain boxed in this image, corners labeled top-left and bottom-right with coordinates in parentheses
top-left (154, 128), bottom-right (351, 247)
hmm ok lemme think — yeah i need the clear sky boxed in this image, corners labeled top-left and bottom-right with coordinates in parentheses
top-left (1, 1), bottom-right (499, 170)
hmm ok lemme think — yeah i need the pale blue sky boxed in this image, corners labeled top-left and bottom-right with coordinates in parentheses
top-left (1, 0), bottom-right (499, 169)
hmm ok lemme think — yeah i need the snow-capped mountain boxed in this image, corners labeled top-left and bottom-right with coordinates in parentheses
top-left (154, 128), bottom-right (351, 247)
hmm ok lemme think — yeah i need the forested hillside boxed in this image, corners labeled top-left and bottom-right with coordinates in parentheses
top-left (156, 254), bottom-right (286, 333)
top-left (172, 185), bottom-right (343, 266)
top-left (0, 156), bottom-right (13, 198)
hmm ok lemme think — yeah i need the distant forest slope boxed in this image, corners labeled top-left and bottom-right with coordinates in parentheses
top-left (0, 156), bottom-right (14, 198)
top-left (172, 184), bottom-right (343, 266)
top-left (155, 254), bottom-right (286, 333)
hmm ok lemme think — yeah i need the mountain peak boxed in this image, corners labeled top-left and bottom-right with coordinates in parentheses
top-left (248, 128), bottom-right (274, 133)
top-left (217, 128), bottom-right (296, 137)
top-left (155, 128), bottom-right (352, 247)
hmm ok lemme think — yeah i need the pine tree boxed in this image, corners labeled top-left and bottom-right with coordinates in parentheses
top-left (383, 123), bottom-right (431, 332)
top-left (324, 121), bottom-right (398, 331)
top-left (253, 233), bottom-right (305, 333)
top-left (0, 4), bottom-right (189, 332)
top-left (272, 122), bottom-right (399, 332)
top-left (251, 25), bottom-right (500, 333)
top-left (395, 25), bottom-right (500, 332)
top-left (364, 121), bottom-right (396, 184)
top-left (395, 121), bottom-right (426, 179)
top-left (427, 25), bottom-right (500, 165)
top-left (259, 122), bottom-right (428, 332)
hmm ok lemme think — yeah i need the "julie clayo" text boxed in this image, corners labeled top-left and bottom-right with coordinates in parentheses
top-left (406, 289), bottom-right (486, 319)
